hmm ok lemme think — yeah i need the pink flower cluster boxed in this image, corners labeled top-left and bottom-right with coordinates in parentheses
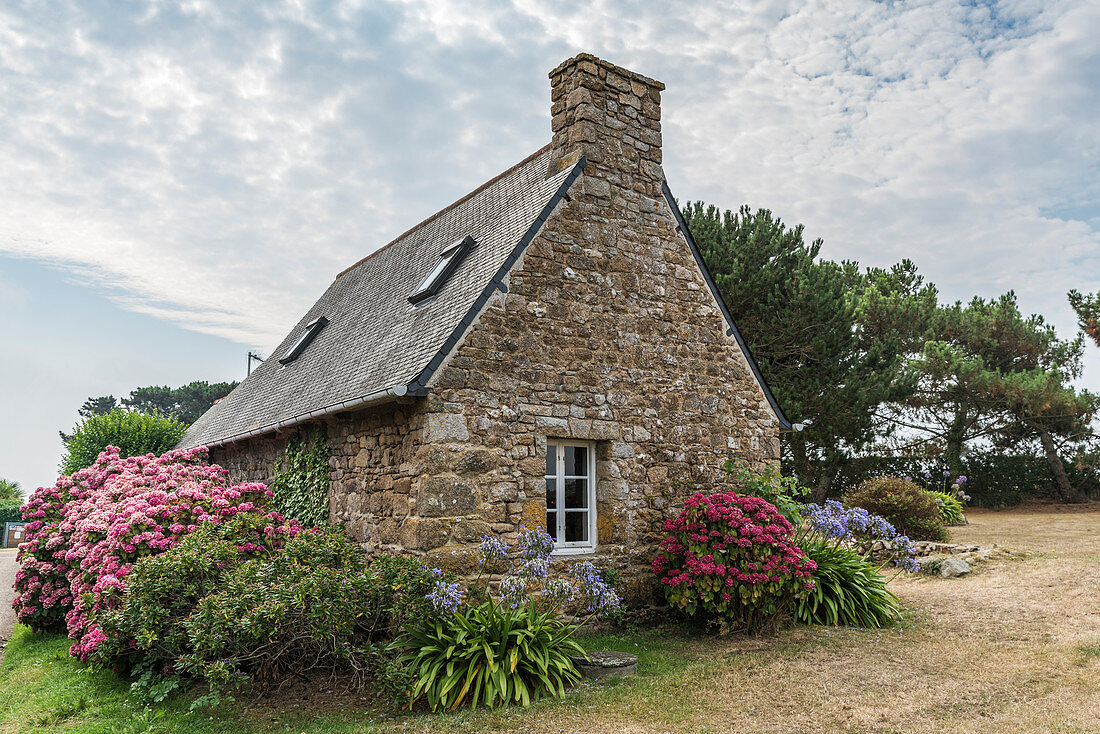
top-left (13, 446), bottom-right (298, 660)
top-left (652, 492), bottom-right (816, 621)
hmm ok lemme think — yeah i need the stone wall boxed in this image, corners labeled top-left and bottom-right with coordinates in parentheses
top-left (211, 401), bottom-right (423, 550)
top-left (407, 54), bottom-right (784, 600)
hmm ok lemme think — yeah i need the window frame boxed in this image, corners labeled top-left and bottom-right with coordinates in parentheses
top-left (278, 315), bottom-right (329, 365)
top-left (408, 235), bottom-right (476, 304)
top-left (544, 439), bottom-right (597, 555)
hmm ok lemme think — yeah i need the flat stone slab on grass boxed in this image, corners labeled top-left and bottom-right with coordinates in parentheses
top-left (571, 651), bottom-right (638, 680)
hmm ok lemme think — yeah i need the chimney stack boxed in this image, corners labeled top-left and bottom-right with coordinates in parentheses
top-left (547, 53), bottom-right (665, 197)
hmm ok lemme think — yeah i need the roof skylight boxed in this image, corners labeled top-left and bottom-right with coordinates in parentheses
top-left (279, 316), bottom-right (329, 365)
top-left (409, 235), bottom-right (476, 304)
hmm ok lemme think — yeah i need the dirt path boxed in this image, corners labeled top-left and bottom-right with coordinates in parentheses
top-left (0, 549), bottom-right (16, 662)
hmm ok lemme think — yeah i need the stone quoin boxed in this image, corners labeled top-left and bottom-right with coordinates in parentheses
top-left (179, 53), bottom-right (792, 601)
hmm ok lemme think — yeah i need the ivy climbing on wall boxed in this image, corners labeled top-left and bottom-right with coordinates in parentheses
top-left (271, 427), bottom-right (330, 528)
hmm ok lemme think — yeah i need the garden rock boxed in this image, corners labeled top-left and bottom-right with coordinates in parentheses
top-left (938, 557), bottom-right (971, 578)
top-left (570, 650), bottom-right (638, 680)
top-left (915, 555), bottom-right (943, 574)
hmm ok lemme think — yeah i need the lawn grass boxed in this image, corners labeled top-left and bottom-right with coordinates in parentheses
top-left (0, 623), bottom-right (707, 733)
top-left (0, 625), bottom-right (391, 734)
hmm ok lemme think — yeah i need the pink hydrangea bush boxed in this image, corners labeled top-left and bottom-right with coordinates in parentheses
top-left (13, 446), bottom-right (298, 660)
top-left (652, 492), bottom-right (817, 631)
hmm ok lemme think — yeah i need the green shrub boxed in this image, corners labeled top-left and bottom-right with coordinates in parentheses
top-left (844, 475), bottom-right (948, 541)
top-left (400, 604), bottom-right (584, 710)
top-left (725, 460), bottom-right (810, 522)
top-left (97, 517), bottom-right (441, 698)
top-left (94, 515), bottom-right (292, 673)
top-left (270, 428), bottom-right (330, 528)
top-left (794, 538), bottom-right (900, 628)
top-left (824, 454), bottom-right (1099, 507)
top-left (926, 490), bottom-right (965, 526)
top-left (59, 409), bottom-right (186, 474)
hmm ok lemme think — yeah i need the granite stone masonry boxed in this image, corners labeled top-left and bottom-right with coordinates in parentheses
top-left (201, 53), bottom-right (789, 603)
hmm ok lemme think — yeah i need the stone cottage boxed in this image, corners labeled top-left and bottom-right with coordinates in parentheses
top-left (180, 53), bottom-right (791, 595)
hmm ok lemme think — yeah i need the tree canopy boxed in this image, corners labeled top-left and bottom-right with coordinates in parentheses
top-left (684, 200), bottom-right (1097, 503)
top-left (0, 478), bottom-right (21, 508)
top-left (1068, 290), bottom-right (1100, 348)
top-left (59, 409), bottom-right (188, 475)
top-left (681, 203), bottom-right (933, 499)
top-left (78, 380), bottom-right (237, 425)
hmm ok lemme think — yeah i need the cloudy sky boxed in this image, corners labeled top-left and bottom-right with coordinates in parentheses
top-left (1, 0), bottom-right (1098, 494)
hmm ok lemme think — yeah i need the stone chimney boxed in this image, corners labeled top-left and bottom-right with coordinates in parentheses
top-left (547, 53), bottom-right (665, 197)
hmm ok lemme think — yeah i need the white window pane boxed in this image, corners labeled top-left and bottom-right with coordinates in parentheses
top-left (546, 444), bottom-right (557, 476)
top-left (546, 511), bottom-right (557, 540)
top-left (545, 477), bottom-right (557, 509)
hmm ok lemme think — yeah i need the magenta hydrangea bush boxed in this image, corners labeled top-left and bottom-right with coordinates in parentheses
top-left (14, 445), bottom-right (298, 660)
top-left (652, 492), bottom-right (816, 631)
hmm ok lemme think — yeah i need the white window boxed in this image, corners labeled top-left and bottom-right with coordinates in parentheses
top-left (545, 440), bottom-right (596, 554)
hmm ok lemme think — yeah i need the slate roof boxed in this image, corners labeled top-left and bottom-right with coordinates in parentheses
top-left (180, 145), bottom-right (584, 449)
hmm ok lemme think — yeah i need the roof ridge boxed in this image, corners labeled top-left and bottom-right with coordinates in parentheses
top-left (333, 142), bottom-right (553, 281)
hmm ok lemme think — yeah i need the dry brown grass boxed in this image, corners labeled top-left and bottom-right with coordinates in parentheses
top-left (393, 507), bottom-right (1100, 734)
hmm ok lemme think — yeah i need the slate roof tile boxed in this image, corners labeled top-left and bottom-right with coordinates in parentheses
top-left (180, 145), bottom-right (577, 449)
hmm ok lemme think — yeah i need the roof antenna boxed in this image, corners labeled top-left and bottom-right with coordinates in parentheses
top-left (247, 351), bottom-right (265, 376)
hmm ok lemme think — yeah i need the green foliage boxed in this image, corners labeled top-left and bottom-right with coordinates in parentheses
top-left (0, 477), bottom-right (21, 506)
top-left (98, 517), bottom-right (440, 700)
top-left (794, 539), bottom-right (900, 628)
top-left (844, 475), bottom-right (948, 541)
top-left (0, 478), bottom-right (21, 520)
top-left (399, 603), bottom-right (585, 711)
top-left (94, 514), bottom-right (293, 672)
top-left (683, 203), bottom-right (934, 500)
top-left (59, 409), bottom-right (186, 475)
top-left (1068, 290), bottom-right (1100, 349)
top-left (179, 527), bottom-right (379, 691)
top-left (887, 291), bottom-right (1098, 502)
top-left (827, 454), bottom-right (1100, 507)
top-left (78, 395), bottom-right (119, 417)
top-left (926, 490), bottom-right (965, 526)
top-left (79, 380), bottom-right (239, 425)
top-left (725, 459), bottom-right (809, 522)
top-left (271, 428), bottom-right (330, 528)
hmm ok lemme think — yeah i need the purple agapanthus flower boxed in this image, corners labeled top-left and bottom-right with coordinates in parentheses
top-left (478, 534), bottom-right (509, 563)
top-left (569, 561), bottom-right (621, 613)
top-left (801, 500), bottom-right (916, 573)
top-left (517, 526), bottom-right (555, 561)
top-left (426, 580), bottom-right (464, 613)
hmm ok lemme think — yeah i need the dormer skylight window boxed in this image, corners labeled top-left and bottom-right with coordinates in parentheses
top-left (408, 235), bottom-right (476, 304)
top-left (279, 316), bottom-right (329, 365)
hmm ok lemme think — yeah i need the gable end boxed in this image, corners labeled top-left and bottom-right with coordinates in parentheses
top-left (661, 180), bottom-right (793, 431)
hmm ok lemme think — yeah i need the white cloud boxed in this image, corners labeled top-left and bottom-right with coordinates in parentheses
top-left (0, 0), bottom-right (1097, 388)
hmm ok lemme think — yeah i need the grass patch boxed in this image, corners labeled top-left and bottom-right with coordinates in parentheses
top-left (1077, 643), bottom-right (1100, 660)
top-left (0, 623), bottom-right (709, 734)
top-left (0, 625), bottom-right (393, 734)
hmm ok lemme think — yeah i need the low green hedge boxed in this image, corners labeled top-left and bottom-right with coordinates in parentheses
top-left (812, 454), bottom-right (1099, 508)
